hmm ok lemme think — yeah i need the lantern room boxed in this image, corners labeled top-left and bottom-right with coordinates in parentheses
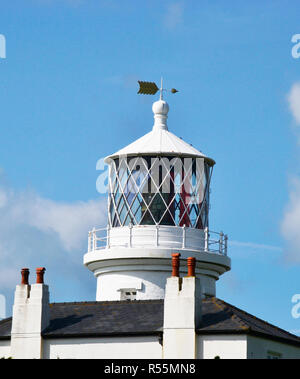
top-left (84, 96), bottom-right (231, 301)
top-left (106, 99), bottom-right (215, 230)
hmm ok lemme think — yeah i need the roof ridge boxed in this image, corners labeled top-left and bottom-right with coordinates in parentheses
top-left (0, 317), bottom-right (12, 325)
top-left (212, 298), bottom-right (249, 331)
top-left (217, 298), bottom-right (300, 340)
top-left (49, 299), bottom-right (164, 306)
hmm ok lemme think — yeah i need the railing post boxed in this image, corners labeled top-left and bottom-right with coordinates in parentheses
top-left (182, 224), bottom-right (186, 249)
top-left (219, 231), bottom-right (224, 255)
top-left (224, 234), bottom-right (228, 256)
top-left (92, 227), bottom-right (96, 251)
top-left (88, 231), bottom-right (91, 252)
top-left (129, 223), bottom-right (133, 248)
top-left (107, 225), bottom-right (110, 249)
top-left (156, 225), bottom-right (159, 247)
top-left (204, 227), bottom-right (209, 252)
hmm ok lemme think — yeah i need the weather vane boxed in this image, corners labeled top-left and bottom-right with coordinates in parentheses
top-left (137, 78), bottom-right (178, 100)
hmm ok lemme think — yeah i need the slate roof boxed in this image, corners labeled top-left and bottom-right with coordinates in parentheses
top-left (0, 317), bottom-right (11, 340)
top-left (0, 298), bottom-right (299, 346)
top-left (198, 298), bottom-right (300, 346)
top-left (43, 300), bottom-right (164, 338)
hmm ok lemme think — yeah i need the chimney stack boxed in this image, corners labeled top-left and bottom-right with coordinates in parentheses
top-left (11, 266), bottom-right (50, 359)
top-left (163, 255), bottom-right (202, 359)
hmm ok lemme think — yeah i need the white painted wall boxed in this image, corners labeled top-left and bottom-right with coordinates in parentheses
top-left (197, 334), bottom-right (300, 359)
top-left (247, 335), bottom-right (300, 359)
top-left (96, 271), bottom-right (167, 301)
top-left (43, 335), bottom-right (162, 359)
top-left (197, 335), bottom-right (248, 359)
top-left (0, 340), bottom-right (11, 358)
top-left (2, 333), bottom-right (300, 359)
top-left (96, 270), bottom-right (217, 301)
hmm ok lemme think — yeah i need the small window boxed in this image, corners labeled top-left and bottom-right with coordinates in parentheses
top-left (120, 290), bottom-right (137, 301)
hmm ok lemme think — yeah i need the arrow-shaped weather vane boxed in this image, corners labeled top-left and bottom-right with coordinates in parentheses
top-left (137, 78), bottom-right (178, 100)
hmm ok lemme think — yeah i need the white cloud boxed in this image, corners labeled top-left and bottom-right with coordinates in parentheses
top-left (0, 183), bottom-right (107, 311)
top-left (280, 83), bottom-right (300, 263)
top-left (229, 240), bottom-right (282, 252)
top-left (163, 2), bottom-right (184, 30)
top-left (288, 82), bottom-right (300, 125)
top-left (0, 189), bottom-right (7, 208)
top-left (2, 188), bottom-right (107, 252)
top-left (227, 240), bottom-right (282, 265)
top-left (281, 177), bottom-right (300, 263)
top-left (11, 194), bottom-right (106, 252)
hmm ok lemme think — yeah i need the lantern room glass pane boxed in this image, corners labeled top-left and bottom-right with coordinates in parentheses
top-left (108, 156), bottom-right (211, 229)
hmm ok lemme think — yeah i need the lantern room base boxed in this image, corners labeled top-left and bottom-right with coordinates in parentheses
top-left (84, 246), bottom-right (231, 300)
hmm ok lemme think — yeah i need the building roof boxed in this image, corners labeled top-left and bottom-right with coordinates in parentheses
top-left (105, 99), bottom-right (215, 165)
top-left (106, 128), bottom-right (215, 165)
top-left (1, 298), bottom-right (299, 346)
top-left (43, 300), bottom-right (164, 338)
top-left (198, 298), bottom-right (300, 346)
top-left (0, 317), bottom-right (11, 340)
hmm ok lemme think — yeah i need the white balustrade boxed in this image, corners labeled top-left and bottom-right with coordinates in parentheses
top-left (87, 225), bottom-right (228, 256)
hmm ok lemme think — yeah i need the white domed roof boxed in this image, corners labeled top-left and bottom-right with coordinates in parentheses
top-left (105, 99), bottom-right (215, 165)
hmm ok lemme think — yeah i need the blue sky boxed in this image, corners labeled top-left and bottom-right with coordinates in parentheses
top-left (0, 0), bottom-right (300, 335)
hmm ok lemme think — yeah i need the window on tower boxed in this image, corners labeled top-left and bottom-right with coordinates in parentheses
top-left (120, 290), bottom-right (137, 301)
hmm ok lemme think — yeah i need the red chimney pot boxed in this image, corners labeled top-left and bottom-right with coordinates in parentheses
top-left (36, 267), bottom-right (46, 284)
top-left (21, 268), bottom-right (29, 285)
top-left (187, 257), bottom-right (196, 277)
top-left (171, 253), bottom-right (181, 277)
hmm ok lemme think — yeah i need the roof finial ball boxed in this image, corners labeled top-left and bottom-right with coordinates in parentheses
top-left (152, 98), bottom-right (169, 115)
top-left (152, 98), bottom-right (169, 130)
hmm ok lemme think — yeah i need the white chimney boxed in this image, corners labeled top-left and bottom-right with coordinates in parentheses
top-left (10, 268), bottom-right (50, 359)
top-left (163, 255), bottom-right (202, 359)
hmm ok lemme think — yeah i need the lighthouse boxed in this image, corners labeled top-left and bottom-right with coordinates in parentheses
top-left (4, 85), bottom-right (300, 360)
top-left (84, 84), bottom-right (231, 301)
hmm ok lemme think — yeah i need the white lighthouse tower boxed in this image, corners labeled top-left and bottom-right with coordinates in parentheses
top-left (84, 83), bottom-right (231, 301)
